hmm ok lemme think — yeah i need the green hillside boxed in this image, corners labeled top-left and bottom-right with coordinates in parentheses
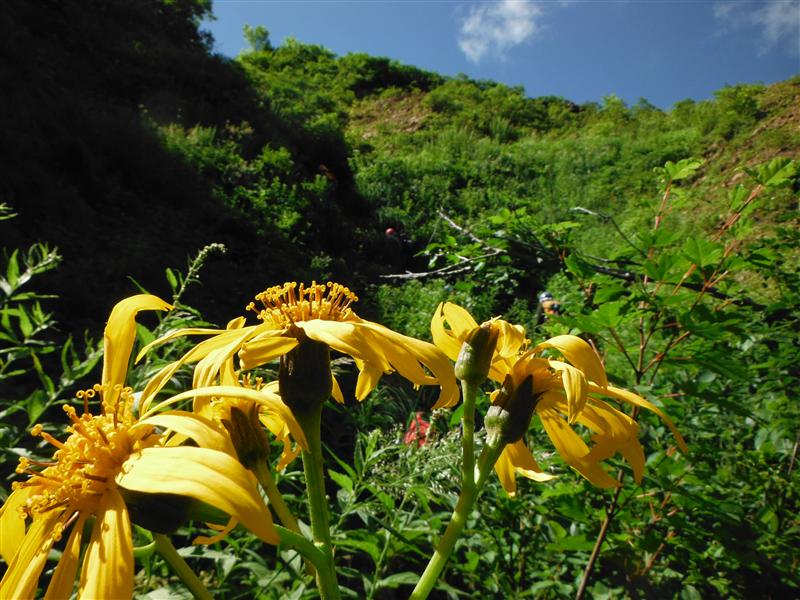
top-left (1, 1), bottom-right (798, 598)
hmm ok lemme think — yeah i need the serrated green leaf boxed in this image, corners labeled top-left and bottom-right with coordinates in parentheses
top-left (328, 469), bottom-right (354, 492)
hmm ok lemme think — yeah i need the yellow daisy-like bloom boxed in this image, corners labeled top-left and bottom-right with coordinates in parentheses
top-left (0, 295), bottom-right (279, 600)
top-left (432, 302), bottom-right (687, 495)
top-left (138, 282), bottom-right (459, 412)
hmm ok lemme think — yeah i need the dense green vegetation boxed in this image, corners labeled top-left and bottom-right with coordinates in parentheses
top-left (1, 0), bottom-right (798, 598)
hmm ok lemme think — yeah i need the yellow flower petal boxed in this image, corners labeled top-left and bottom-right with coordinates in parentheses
top-left (193, 517), bottom-right (238, 545)
top-left (140, 325), bottom-right (259, 414)
top-left (136, 326), bottom-right (230, 363)
top-left (548, 360), bottom-right (588, 424)
top-left (117, 446), bottom-right (279, 545)
top-left (331, 374), bottom-right (344, 404)
top-left (355, 362), bottom-right (385, 401)
top-left (493, 319), bottom-right (526, 360)
top-left (430, 302), bottom-right (463, 362)
top-left (0, 488), bottom-right (30, 563)
top-left (356, 321), bottom-right (459, 409)
top-left (0, 512), bottom-right (60, 599)
top-left (588, 383), bottom-right (688, 452)
top-left (441, 302), bottom-right (479, 341)
top-left (534, 335), bottom-right (608, 387)
top-left (361, 325), bottom-right (437, 385)
top-left (300, 320), bottom-right (388, 370)
top-left (136, 411), bottom-right (236, 455)
top-left (79, 487), bottom-right (133, 600)
top-left (43, 513), bottom-right (88, 600)
top-left (538, 404), bottom-right (620, 488)
top-left (102, 294), bottom-right (171, 404)
top-left (237, 333), bottom-right (300, 370)
top-left (504, 440), bottom-right (556, 481)
top-left (156, 386), bottom-right (307, 450)
top-left (494, 447), bottom-right (518, 496)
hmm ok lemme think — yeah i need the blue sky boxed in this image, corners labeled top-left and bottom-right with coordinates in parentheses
top-left (204, 0), bottom-right (800, 108)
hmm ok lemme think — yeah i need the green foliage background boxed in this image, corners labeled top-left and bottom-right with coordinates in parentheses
top-left (1, 0), bottom-right (798, 598)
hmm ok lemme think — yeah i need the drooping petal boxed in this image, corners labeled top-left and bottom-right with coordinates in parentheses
top-left (300, 320), bottom-right (388, 370)
top-left (193, 329), bottom-right (255, 390)
top-left (0, 488), bottom-right (30, 563)
top-left (588, 383), bottom-right (688, 452)
top-left (548, 360), bottom-right (588, 424)
top-left (237, 334), bottom-right (300, 370)
top-left (79, 487), bottom-right (133, 600)
top-left (193, 517), bottom-right (238, 545)
top-left (430, 302), bottom-right (464, 362)
top-left (261, 413), bottom-right (302, 471)
top-left (441, 302), bottom-right (479, 342)
top-left (43, 512), bottom-right (88, 600)
top-left (139, 325), bottom-right (260, 414)
top-left (494, 447), bottom-right (518, 495)
top-left (136, 411), bottom-right (236, 455)
top-left (116, 446), bottom-right (279, 545)
top-left (493, 319), bottom-right (527, 360)
top-left (504, 440), bottom-right (556, 482)
top-left (356, 321), bottom-right (459, 408)
top-left (154, 386), bottom-right (307, 450)
top-left (0, 512), bottom-right (61, 599)
top-left (331, 374), bottom-right (344, 404)
top-left (495, 440), bottom-right (556, 496)
top-left (136, 326), bottom-right (231, 363)
top-left (538, 403), bottom-right (620, 488)
top-left (360, 326), bottom-right (437, 386)
top-left (355, 362), bottom-right (386, 401)
top-left (102, 294), bottom-right (171, 405)
top-left (534, 335), bottom-right (608, 388)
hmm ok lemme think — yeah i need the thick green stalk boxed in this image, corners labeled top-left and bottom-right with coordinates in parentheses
top-left (153, 534), bottom-right (213, 600)
top-left (295, 406), bottom-right (341, 600)
top-left (460, 378), bottom-right (479, 496)
top-left (410, 440), bottom-right (504, 600)
top-left (274, 524), bottom-right (342, 591)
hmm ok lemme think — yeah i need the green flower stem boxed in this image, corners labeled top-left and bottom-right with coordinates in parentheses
top-left (460, 378), bottom-right (479, 496)
top-left (410, 439), bottom-right (505, 600)
top-left (153, 534), bottom-right (213, 600)
top-left (254, 460), bottom-right (301, 534)
top-left (274, 524), bottom-right (343, 589)
top-left (295, 406), bottom-right (341, 600)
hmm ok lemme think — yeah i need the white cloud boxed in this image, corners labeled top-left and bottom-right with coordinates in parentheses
top-left (458, 0), bottom-right (544, 63)
top-left (713, 0), bottom-right (800, 55)
top-left (752, 0), bottom-right (800, 53)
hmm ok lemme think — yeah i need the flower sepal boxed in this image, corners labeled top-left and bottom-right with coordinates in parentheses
top-left (222, 402), bottom-right (272, 469)
top-left (454, 322), bottom-right (500, 385)
top-left (484, 373), bottom-right (539, 447)
top-left (279, 329), bottom-right (333, 416)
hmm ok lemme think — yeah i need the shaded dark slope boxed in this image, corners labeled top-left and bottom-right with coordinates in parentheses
top-left (0, 0), bottom-right (376, 334)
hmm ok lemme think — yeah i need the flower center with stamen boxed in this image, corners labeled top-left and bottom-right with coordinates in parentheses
top-left (15, 384), bottom-right (157, 518)
top-left (247, 281), bottom-right (358, 328)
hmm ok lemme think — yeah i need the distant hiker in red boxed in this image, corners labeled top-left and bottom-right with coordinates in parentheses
top-left (404, 412), bottom-right (431, 447)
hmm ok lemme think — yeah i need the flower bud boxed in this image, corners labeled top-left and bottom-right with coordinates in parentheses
top-left (454, 322), bottom-right (500, 385)
top-left (221, 402), bottom-right (271, 470)
top-left (484, 373), bottom-right (538, 447)
top-left (279, 329), bottom-right (332, 415)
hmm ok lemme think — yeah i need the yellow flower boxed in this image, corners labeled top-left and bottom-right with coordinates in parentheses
top-left (431, 303), bottom-right (687, 495)
top-left (431, 301), bottom-right (526, 383)
top-left (139, 282), bottom-right (459, 412)
top-left (0, 296), bottom-right (278, 599)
